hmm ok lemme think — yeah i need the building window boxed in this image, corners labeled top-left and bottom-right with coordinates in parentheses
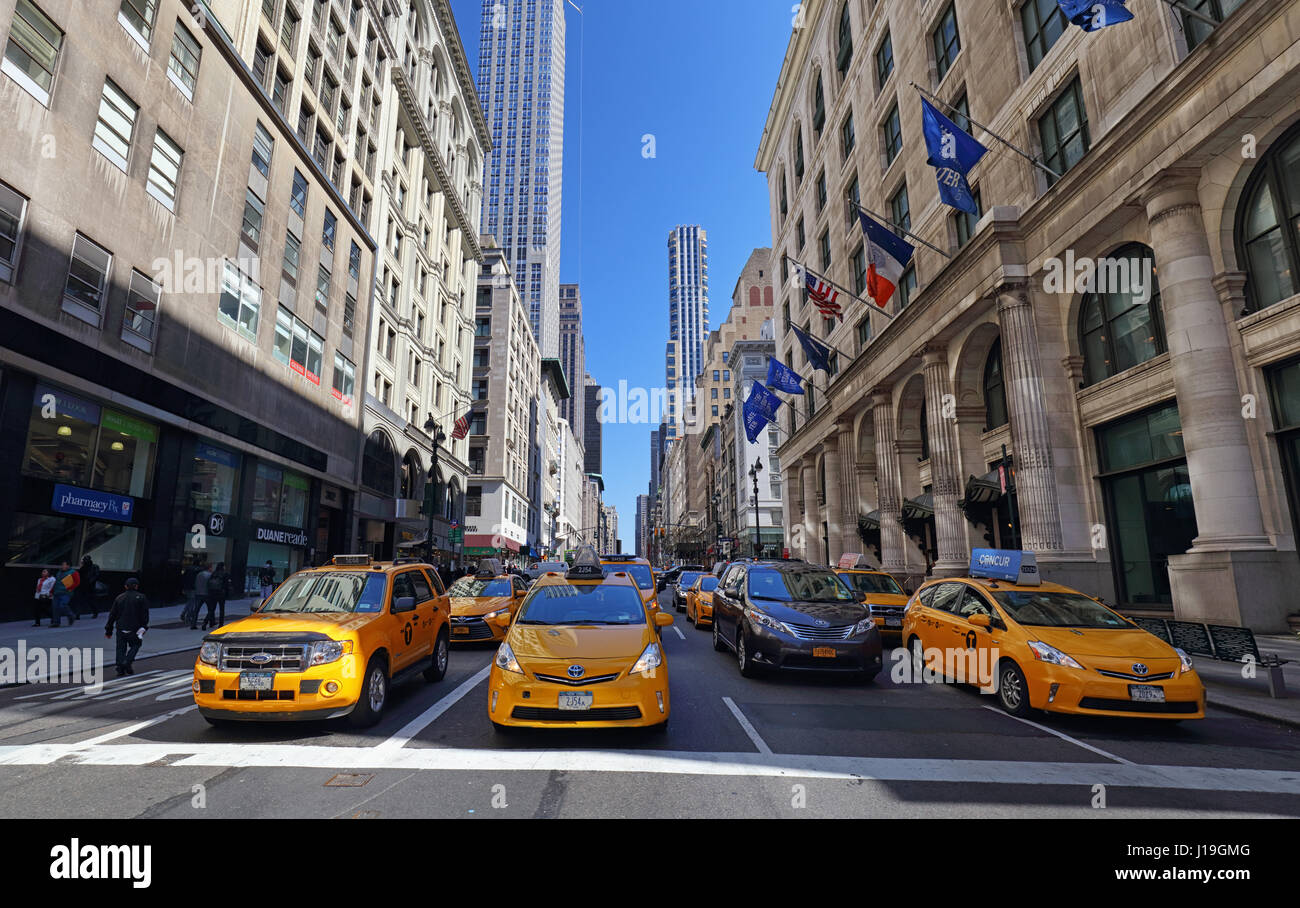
top-left (118, 0), bottom-right (157, 47)
top-left (122, 269), bottom-right (159, 350)
top-left (92, 79), bottom-right (138, 172)
top-left (1020, 0), bottom-right (1066, 71)
top-left (315, 264), bottom-right (331, 312)
top-left (875, 30), bottom-right (893, 90)
top-left (954, 186), bottom-right (982, 248)
top-left (793, 124), bottom-right (804, 182)
top-left (812, 73), bottom-right (825, 138)
top-left (835, 2), bottom-right (853, 79)
top-left (469, 447), bottom-right (485, 475)
top-left (332, 352), bottom-right (356, 405)
top-left (3, 0), bottom-right (63, 106)
top-left (167, 22), bottom-right (201, 99)
top-left (882, 103), bottom-right (902, 165)
top-left (983, 339), bottom-right (1007, 430)
top-left (469, 412), bottom-right (486, 436)
top-left (816, 170), bottom-right (827, 211)
top-left (251, 121), bottom-right (274, 178)
top-left (819, 230), bottom-right (831, 270)
top-left (240, 188), bottom-right (264, 250)
top-left (218, 259), bottom-right (261, 341)
top-left (322, 208), bottom-right (336, 250)
top-left (1235, 121), bottom-right (1300, 312)
top-left (851, 243), bottom-right (866, 295)
top-left (281, 231), bottom-right (301, 286)
top-left (1183, 0), bottom-right (1246, 51)
top-left (932, 3), bottom-right (961, 81)
top-left (63, 233), bottom-right (111, 324)
top-left (252, 40), bottom-right (272, 90)
top-left (890, 182), bottom-right (910, 232)
top-left (145, 129), bottom-right (182, 211)
top-left (841, 111), bottom-right (855, 159)
top-left (289, 169), bottom-right (308, 218)
top-left (0, 181), bottom-right (28, 283)
top-left (796, 216), bottom-right (805, 251)
top-left (856, 317), bottom-right (871, 349)
top-left (1079, 243), bottom-right (1164, 386)
top-left (362, 431), bottom-right (396, 496)
top-left (897, 265), bottom-right (917, 310)
top-left (1038, 77), bottom-right (1090, 185)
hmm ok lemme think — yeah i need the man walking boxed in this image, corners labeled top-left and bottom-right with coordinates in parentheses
top-left (51, 561), bottom-right (78, 627)
top-left (191, 560), bottom-right (212, 630)
top-left (204, 562), bottom-right (230, 629)
top-left (180, 561), bottom-right (198, 626)
top-left (258, 560), bottom-right (276, 601)
top-left (73, 555), bottom-right (100, 619)
top-left (104, 578), bottom-right (149, 676)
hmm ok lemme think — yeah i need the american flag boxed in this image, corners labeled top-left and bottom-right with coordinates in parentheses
top-left (803, 268), bottom-right (842, 318)
top-left (451, 413), bottom-right (470, 440)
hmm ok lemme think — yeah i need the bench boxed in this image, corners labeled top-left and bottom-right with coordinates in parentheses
top-left (1130, 617), bottom-right (1290, 698)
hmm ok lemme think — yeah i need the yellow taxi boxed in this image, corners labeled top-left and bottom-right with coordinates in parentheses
top-left (835, 553), bottom-right (910, 637)
top-left (903, 549), bottom-right (1205, 720)
top-left (487, 547), bottom-right (674, 731)
top-left (193, 555), bottom-right (451, 727)
top-left (446, 559), bottom-right (529, 643)
top-left (600, 554), bottom-right (660, 618)
top-left (684, 573), bottom-right (719, 629)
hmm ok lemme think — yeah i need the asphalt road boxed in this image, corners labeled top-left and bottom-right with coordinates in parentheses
top-left (1, 591), bottom-right (1298, 818)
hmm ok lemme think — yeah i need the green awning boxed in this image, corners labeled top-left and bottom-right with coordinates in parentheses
top-left (902, 495), bottom-right (933, 520)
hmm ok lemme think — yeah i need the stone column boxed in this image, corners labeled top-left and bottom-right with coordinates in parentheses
top-left (799, 458), bottom-right (818, 562)
top-left (836, 417), bottom-right (860, 558)
top-left (823, 435), bottom-right (843, 565)
top-left (922, 346), bottom-right (969, 575)
top-left (872, 390), bottom-right (906, 574)
top-left (995, 282), bottom-right (1064, 552)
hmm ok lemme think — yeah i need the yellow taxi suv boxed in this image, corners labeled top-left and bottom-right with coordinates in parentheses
top-left (902, 549), bottom-right (1205, 720)
top-left (193, 555), bottom-right (451, 727)
top-left (835, 553), bottom-right (910, 637)
top-left (684, 573), bottom-right (719, 629)
top-left (447, 558), bottom-right (529, 643)
top-left (487, 547), bottom-right (674, 732)
top-left (600, 554), bottom-right (660, 618)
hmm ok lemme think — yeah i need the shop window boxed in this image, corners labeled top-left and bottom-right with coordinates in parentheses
top-left (94, 409), bottom-right (158, 496)
top-left (362, 430), bottom-right (396, 496)
top-left (191, 442), bottom-right (240, 513)
top-left (24, 385), bottom-right (98, 485)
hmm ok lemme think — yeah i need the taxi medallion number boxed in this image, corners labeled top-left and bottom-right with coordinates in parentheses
top-left (812, 646), bottom-right (837, 659)
top-left (239, 671), bottom-right (274, 691)
top-left (558, 692), bottom-right (593, 710)
top-left (1129, 685), bottom-right (1166, 703)
top-left (885, 617), bottom-right (902, 627)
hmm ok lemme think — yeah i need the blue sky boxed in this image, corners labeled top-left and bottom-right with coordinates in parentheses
top-left (449, 0), bottom-right (791, 548)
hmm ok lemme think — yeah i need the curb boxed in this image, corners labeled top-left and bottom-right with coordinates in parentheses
top-left (1206, 694), bottom-right (1300, 730)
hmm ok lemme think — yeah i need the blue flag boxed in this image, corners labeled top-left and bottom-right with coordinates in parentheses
top-left (1058, 0), bottom-right (1133, 32)
top-left (742, 382), bottom-right (783, 443)
top-left (766, 357), bottom-right (805, 395)
top-left (789, 322), bottom-right (833, 374)
top-left (920, 97), bottom-right (988, 215)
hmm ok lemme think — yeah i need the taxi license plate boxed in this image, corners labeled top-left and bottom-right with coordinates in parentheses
top-left (239, 671), bottom-right (274, 691)
top-left (884, 617), bottom-right (902, 627)
top-left (558, 692), bottom-right (593, 711)
top-left (812, 646), bottom-right (837, 659)
top-left (453, 626), bottom-right (470, 635)
top-left (1129, 684), bottom-right (1166, 703)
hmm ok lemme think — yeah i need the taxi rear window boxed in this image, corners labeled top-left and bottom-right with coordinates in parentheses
top-left (516, 584), bottom-right (647, 626)
top-left (606, 563), bottom-right (652, 590)
top-left (449, 578), bottom-right (512, 597)
top-left (838, 571), bottom-right (904, 595)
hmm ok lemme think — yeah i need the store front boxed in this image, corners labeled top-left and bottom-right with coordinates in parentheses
top-left (1096, 402), bottom-right (1197, 608)
top-left (1268, 358), bottom-right (1300, 551)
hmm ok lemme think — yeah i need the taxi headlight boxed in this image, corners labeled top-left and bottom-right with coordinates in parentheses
top-left (1027, 640), bottom-right (1084, 669)
top-left (198, 642), bottom-right (221, 666)
top-left (853, 618), bottom-right (875, 636)
top-left (1175, 647), bottom-right (1194, 673)
top-left (483, 607), bottom-right (509, 620)
top-left (744, 607), bottom-right (791, 636)
top-left (495, 641), bottom-right (524, 675)
top-left (630, 642), bottom-right (663, 675)
top-left (309, 640), bottom-right (352, 666)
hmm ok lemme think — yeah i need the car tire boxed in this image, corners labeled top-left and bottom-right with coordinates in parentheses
top-left (696, 617), bottom-right (710, 631)
top-left (712, 616), bottom-right (727, 652)
top-left (736, 630), bottom-right (759, 678)
top-left (997, 660), bottom-right (1033, 718)
top-left (909, 636), bottom-right (926, 678)
top-left (348, 655), bottom-right (389, 728)
top-left (423, 628), bottom-right (449, 683)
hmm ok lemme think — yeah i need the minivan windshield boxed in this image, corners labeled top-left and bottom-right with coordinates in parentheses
top-left (747, 569), bottom-right (855, 602)
top-left (259, 572), bottom-right (388, 614)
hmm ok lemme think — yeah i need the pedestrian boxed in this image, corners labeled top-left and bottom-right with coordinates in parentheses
top-left (204, 562), bottom-right (230, 629)
top-left (104, 577), bottom-right (149, 677)
top-left (258, 560), bottom-right (276, 600)
top-left (33, 568), bottom-right (54, 626)
top-left (72, 555), bottom-right (100, 619)
top-left (50, 561), bottom-right (78, 627)
top-left (180, 561), bottom-right (198, 626)
top-left (191, 560), bottom-right (212, 630)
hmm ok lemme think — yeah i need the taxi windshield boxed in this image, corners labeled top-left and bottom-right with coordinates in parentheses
top-left (260, 572), bottom-right (388, 614)
top-left (838, 571), bottom-right (904, 596)
top-left (697, 576), bottom-right (719, 592)
top-left (448, 578), bottom-right (512, 598)
top-left (605, 563), bottom-right (653, 590)
top-left (679, 571), bottom-right (703, 588)
top-left (991, 590), bottom-right (1130, 628)
top-left (748, 569), bottom-right (854, 602)
top-left (516, 584), bottom-right (647, 626)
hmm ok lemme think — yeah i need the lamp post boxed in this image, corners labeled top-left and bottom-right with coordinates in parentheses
top-left (423, 415), bottom-right (447, 566)
top-left (749, 457), bottom-right (763, 558)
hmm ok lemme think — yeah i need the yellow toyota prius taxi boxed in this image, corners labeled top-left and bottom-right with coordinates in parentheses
top-left (487, 548), bottom-right (675, 731)
top-left (446, 559), bottom-right (529, 643)
top-left (193, 556), bottom-right (450, 727)
top-left (600, 554), bottom-right (660, 618)
top-left (835, 553), bottom-right (910, 637)
top-left (903, 549), bottom-right (1205, 720)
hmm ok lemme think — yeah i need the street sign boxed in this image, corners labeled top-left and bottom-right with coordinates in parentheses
top-left (449, 528), bottom-right (463, 543)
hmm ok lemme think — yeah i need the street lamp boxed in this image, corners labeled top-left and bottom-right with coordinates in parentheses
top-left (749, 457), bottom-right (763, 558)
top-left (423, 415), bottom-right (447, 566)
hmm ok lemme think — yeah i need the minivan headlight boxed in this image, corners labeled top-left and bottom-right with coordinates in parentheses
top-left (309, 640), bottom-right (352, 666)
top-left (744, 607), bottom-right (791, 635)
top-left (630, 643), bottom-right (663, 675)
top-left (853, 618), bottom-right (876, 636)
top-left (495, 641), bottom-right (524, 674)
top-left (198, 642), bottom-right (221, 666)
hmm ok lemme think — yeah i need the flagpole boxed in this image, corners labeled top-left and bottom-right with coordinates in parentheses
top-left (1157, 0), bottom-right (1220, 28)
top-left (908, 81), bottom-right (1061, 182)
top-left (787, 256), bottom-right (898, 323)
top-left (849, 200), bottom-right (952, 260)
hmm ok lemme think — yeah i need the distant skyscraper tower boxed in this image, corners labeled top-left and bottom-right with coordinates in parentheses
top-left (666, 225), bottom-right (709, 440)
top-left (559, 283), bottom-right (585, 447)
top-left (477, 0), bottom-right (566, 357)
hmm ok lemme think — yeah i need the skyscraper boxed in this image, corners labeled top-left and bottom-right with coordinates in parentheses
top-left (559, 283), bottom-right (585, 446)
top-left (583, 375), bottom-right (602, 475)
top-left (666, 226), bottom-right (709, 440)
top-left (477, 0), bottom-right (567, 358)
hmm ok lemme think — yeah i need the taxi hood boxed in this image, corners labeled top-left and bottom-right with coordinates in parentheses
top-left (451, 596), bottom-right (513, 617)
top-left (509, 624), bottom-right (651, 660)
top-left (208, 610), bottom-right (377, 638)
top-left (1026, 625), bottom-right (1177, 659)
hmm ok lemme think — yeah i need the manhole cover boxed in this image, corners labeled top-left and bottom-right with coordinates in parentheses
top-left (325, 773), bottom-right (374, 787)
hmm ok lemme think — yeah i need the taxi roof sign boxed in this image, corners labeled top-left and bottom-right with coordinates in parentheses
top-left (476, 557), bottom-right (504, 577)
top-left (566, 545), bottom-right (606, 580)
top-left (332, 555), bottom-right (373, 566)
top-left (837, 553), bottom-right (871, 570)
top-left (970, 549), bottom-right (1040, 585)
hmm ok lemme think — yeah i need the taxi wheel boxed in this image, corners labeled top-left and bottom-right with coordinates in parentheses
top-left (348, 656), bottom-right (389, 728)
top-left (712, 617), bottom-right (727, 652)
top-left (736, 630), bottom-right (760, 678)
top-left (909, 637), bottom-right (926, 677)
top-left (997, 660), bottom-right (1032, 718)
top-left (423, 629), bottom-right (449, 683)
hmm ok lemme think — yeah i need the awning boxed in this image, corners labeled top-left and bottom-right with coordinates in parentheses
top-left (859, 511), bottom-right (881, 531)
top-left (964, 470), bottom-right (1003, 506)
top-left (465, 534), bottom-right (520, 553)
top-left (902, 494), bottom-right (934, 520)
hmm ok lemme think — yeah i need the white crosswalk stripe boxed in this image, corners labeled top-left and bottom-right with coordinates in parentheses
top-left (12, 670), bottom-right (191, 704)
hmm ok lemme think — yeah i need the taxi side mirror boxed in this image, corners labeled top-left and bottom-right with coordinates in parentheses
top-left (393, 596), bottom-right (416, 614)
top-left (968, 613), bottom-right (992, 630)
top-left (654, 611), bottom-right (674, 627)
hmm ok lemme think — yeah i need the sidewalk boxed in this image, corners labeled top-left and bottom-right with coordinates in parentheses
top-left (1194, 633), bottom-right (1300, 728)
top-left (1, 598), bottom-right (263, 676)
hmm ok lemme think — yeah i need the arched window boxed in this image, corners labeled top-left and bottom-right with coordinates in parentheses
top-left (446, 478), bottom-right (460, 521)
top-left (400, 450), bottom-right (423, 500)
top-left (1236, 122), bottom-right (1300, 312)
top-left (836, 2), bottom-right (853, 80)
top-left (1078, 243), bottom-right (1165, 387)
top-left (362, 431), bottom-right (396, 496)
top-left (793, 124), bottom-right (805, 183)
top-left (812, 73), bottom-right (826, 137)
top-left (919, 401), bottom-right (930, 461)
top-left (983, 338), bottom-right (1008, 431)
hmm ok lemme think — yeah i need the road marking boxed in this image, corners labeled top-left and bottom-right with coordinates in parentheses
top-left (670, 626), bottom-right (686, 641)
top-left (70, 705), bottom-right (198, 746)
top-left (722, 696), bottom-right (772, 755)
top-left (1, 742), bottom-right (1298, 794)
top-left (375, 664), bottom-right (492, 751)
top-left (982, 705), bottom-right (1135, 765)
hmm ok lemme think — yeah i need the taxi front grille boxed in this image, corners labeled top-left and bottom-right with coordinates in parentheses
top-left (222, 689), bottom-right (295, 701)
top-left (511, 706), bottom-right (642, 721)
top-left (1078, 697), bottom-right (1198, 714)
top-left (532, 672), bottom-right (621, 686)
top-left (784, 621), bottom-right (855, 640)
top-left (450, 616), bottom-right (496, 640)
top-left (867, 605), bottom-right (905, 618)
top-left (1095, 668), bottom-right (1176, 682)
top-left (219, 644), bottom-right (308, 673)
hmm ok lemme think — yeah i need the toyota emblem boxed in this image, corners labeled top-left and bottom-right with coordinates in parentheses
top-left (567, 664), bottom-right (584, 679)
top-left (249, 653), bottom-right (273, 665)
top-left (1132, 663), bottom-right (1149, 675)
top-left (815, 619), bottom-right (828, 627)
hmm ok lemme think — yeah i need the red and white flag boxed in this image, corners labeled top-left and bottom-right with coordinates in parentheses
top-left (451, 413), bottom-right (470, 440)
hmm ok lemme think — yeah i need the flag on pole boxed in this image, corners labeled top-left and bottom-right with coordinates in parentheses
top-left (788, 322), bottom-right (833, 374)
top-left (857, 210), bottom-right (915, 309)
top-left (920, 97), bottom-right (988, 215)
top-left (1057, 0), bottom-right (1133, 32)
top-left (742, 382), bottom-right (783, 443)
top-left (793, 262), bottom-right (842, 318)
top-left (451, 413), bottom-right (470, 440)
top-left (766, 357), bottom-right (805, 395)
